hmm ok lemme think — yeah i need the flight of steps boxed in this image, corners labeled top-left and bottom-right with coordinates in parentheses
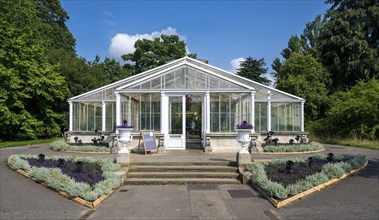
top-left (124, 161), bottom-right (241, 185)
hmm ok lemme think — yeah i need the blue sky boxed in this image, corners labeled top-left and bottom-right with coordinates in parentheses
top-left (61, 0), bottom-right (329, 76)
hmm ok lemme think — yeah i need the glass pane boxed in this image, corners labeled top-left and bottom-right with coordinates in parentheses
top-left (170, 97), bottom-right (183, 134)
top-left (95, 104), bottom-right (102, 131)
top-left (106, 102), bottom-right (115, 131)
top-left (73, 103), bottom-right (80, 131)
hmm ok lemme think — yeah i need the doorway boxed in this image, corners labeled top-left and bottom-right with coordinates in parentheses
top-left (167, 96), bottom-right (186, 150)
top-left (185, 94), bottom-right (203, 150)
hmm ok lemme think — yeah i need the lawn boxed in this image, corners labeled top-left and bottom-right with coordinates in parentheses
top-left (321, 138), bottom-right (379, 150)
top-left (0, 138), bottom-right (62, 149)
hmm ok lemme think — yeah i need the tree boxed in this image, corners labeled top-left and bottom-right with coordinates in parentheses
top-left (319, 0), bottom-right (379, 91)
top-left (97, 57), bottom-right (133, 82)
top-left (122, 35), bottom-right (196, 74)
top-left (276, 52), bottom-right (330, 121)
top-left (272, 15), bottom-right (326, 81)
top-left (311, 79), bottom-right (379, 139)
top-left (0, 23), bottom-right (68, 140)
top-left (0, 0), bottom-right (75, 53)
top-left (236, 57), bottom-right (271, 85)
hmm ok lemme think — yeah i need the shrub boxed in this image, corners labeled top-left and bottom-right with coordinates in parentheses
top-left (321, 163), bottom-right (345, 179)
top-left (50, 140), bottom-right (109, 153)
top-left (7, 154), bottom-right (122, 201)
top-left (264, 142), bottom-right (324, 152)
top-left (305, 172), bottom-right (329, 186)
top-left (246, 154), bottom-right (366, 200)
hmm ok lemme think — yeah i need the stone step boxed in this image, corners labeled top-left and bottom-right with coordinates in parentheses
top-left (125, 178), bottom-right (241, 185)
top-left (127, 172), bottom-right (239, 179)
top-left (129, 165), bottom-right (238, 173)
top-left (130, 161), bottom-right (237, 167)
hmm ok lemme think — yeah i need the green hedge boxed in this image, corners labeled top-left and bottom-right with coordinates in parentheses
top-left (246, 154), bottom-right (366, 200)
top-left (7, 154), bottom-right (122, 201)
top-left (263, 142), bottom-right (324, 152)
top-left (50, 140), bottom-right (109, 152)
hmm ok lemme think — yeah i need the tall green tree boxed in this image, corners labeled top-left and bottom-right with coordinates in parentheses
top-left (319, 0), bottom-right (379, 91)
top-left (276, 52), bottom-right (330, 121)
top-left (0, 23), bottom-right (68, 140)
top-left (236, 57), bottom-right (271, 85)
top-left (272, 15), bottom-right (325, 75)
top-left (0, 0), bottom-right (75, 52)
top-left (122, 35), bottom-right (196, 74)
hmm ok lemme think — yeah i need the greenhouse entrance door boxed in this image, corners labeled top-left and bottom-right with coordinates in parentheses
top-left (167, 96), bottom-right (186, 150)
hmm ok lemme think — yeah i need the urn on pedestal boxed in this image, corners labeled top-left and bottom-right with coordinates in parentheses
top-left (117, 125), bottom-right (133, 153)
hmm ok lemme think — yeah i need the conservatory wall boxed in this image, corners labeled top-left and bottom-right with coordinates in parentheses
top-left (67, 57), bottom-right (307, 151)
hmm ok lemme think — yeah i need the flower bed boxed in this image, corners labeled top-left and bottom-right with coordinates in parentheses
top-left (7, 154), bottom-right (122, 204)
top-left (51, 140), bottom-right (109, 153)
top-left (263, 142), bottom-right (324, 153)
top-left (246, 154), bottom-right (366, 202)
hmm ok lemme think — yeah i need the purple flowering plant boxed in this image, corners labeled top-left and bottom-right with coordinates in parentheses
top-left (236, 121), bottom-right (253, 129)
top-left (116, 125), bottom-right (133, 129)
top-left (116, 120), bottom-right (133, 128)
top-left (23, 157), bottom-right (105, 188)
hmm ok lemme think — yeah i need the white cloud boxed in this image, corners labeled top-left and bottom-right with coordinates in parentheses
top-left (230, 57), bottom-right (246, 73)
top-left (109, 27), bottom-right (186, 61)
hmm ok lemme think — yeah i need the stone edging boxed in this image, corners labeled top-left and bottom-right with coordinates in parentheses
top-left (251, 160), bottom-right (368, 208)
top-left (13, 168), bottom-right (120, 209)
top-left (255, 147), bottom-right (325, 155)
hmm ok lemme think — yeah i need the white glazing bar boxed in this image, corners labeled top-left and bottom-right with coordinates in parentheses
top-left (128, 95), bottom-right (132, 125)
top-left (301, 101), bottom-right (305, 132)
top-left (69, 101), bottom-right (73, 131)
top-left (102, 101), bottom-right (106, 131)
top-left (267, 100), bottom-right (271, 132)
top-left (206, 91), bottom-right (210, 133)
top-left (115, 93), bottom-right (121, 130)
top-left (160, 92), bottom-right (168, 133)
top-left (250, 91), bottom-right (255, 133)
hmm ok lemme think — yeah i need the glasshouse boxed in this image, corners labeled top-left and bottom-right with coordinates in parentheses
top-left (67, 57), bottom-right (306, 152)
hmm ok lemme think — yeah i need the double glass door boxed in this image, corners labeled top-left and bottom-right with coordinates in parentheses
top-left (167, 96), bottom-right (186, 150)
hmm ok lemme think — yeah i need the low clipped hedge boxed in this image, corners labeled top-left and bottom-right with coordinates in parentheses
top-left (7, 154), bottom-right (122, 201)
top-left (246, 154), bottom-right (366, 200)
top-left (50, 140), bottom-right (109, 152)
top-left (263, 142), bottom-right (324, 153)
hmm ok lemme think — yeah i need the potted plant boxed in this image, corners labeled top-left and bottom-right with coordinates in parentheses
top-left (235, 121), bottom-right (253, 153)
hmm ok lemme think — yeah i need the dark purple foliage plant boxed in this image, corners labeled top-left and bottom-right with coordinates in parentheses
top-left (23, 157), bottom-right (105, 187)
top-left (236, 121), bottom-right (253, 129)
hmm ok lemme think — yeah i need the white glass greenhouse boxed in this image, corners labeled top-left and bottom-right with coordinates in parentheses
top-left (67, 57), bottom-right (306, 152)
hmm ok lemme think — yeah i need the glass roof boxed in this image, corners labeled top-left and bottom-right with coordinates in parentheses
top-left (126, 65), bottom-right (248, 91)
top-left (69, 57), bottom-right (303, 102)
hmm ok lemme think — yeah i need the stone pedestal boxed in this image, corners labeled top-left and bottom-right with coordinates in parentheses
top-left (250, 140), bottom-right (263, 153)
top-left (117, 148), bottom-right (130, 165)
top-left (237, 152), bottom-right (251, 173)
top-left (157, 146), bottom-right (166, 154)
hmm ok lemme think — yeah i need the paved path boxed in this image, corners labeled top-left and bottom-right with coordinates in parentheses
top-left (0, 143), bottom-right (378, 219)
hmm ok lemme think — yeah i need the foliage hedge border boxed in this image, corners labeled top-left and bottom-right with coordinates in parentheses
top-left (261, 142), bottom-right (325, 154)
top-left (246, 154), bottom-right (367, 208)
top-left (50, 140), bottom-right (110, 154)
top-left (7, 154), bottom-right (124, 208)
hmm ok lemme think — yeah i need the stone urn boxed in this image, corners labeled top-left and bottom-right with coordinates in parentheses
top-left (118, 128), bottom-right (133, 153)
top-left (236, 129), bottom-right (252, 153)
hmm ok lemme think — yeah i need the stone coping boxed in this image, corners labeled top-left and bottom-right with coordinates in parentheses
top-left (207, 132), bottom-right (259, 137)
top-left (250, 160), bottom-right (368, 208)
top-left (12, 168), bottom-right (123, 209)
top-left (255, 147), bottom-right (325, 155)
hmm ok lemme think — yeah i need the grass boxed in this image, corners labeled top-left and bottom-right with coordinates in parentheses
top-left (0, 138), bottom-right (62, 149)
top-left (320, 138), bottom-right (379, 150)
